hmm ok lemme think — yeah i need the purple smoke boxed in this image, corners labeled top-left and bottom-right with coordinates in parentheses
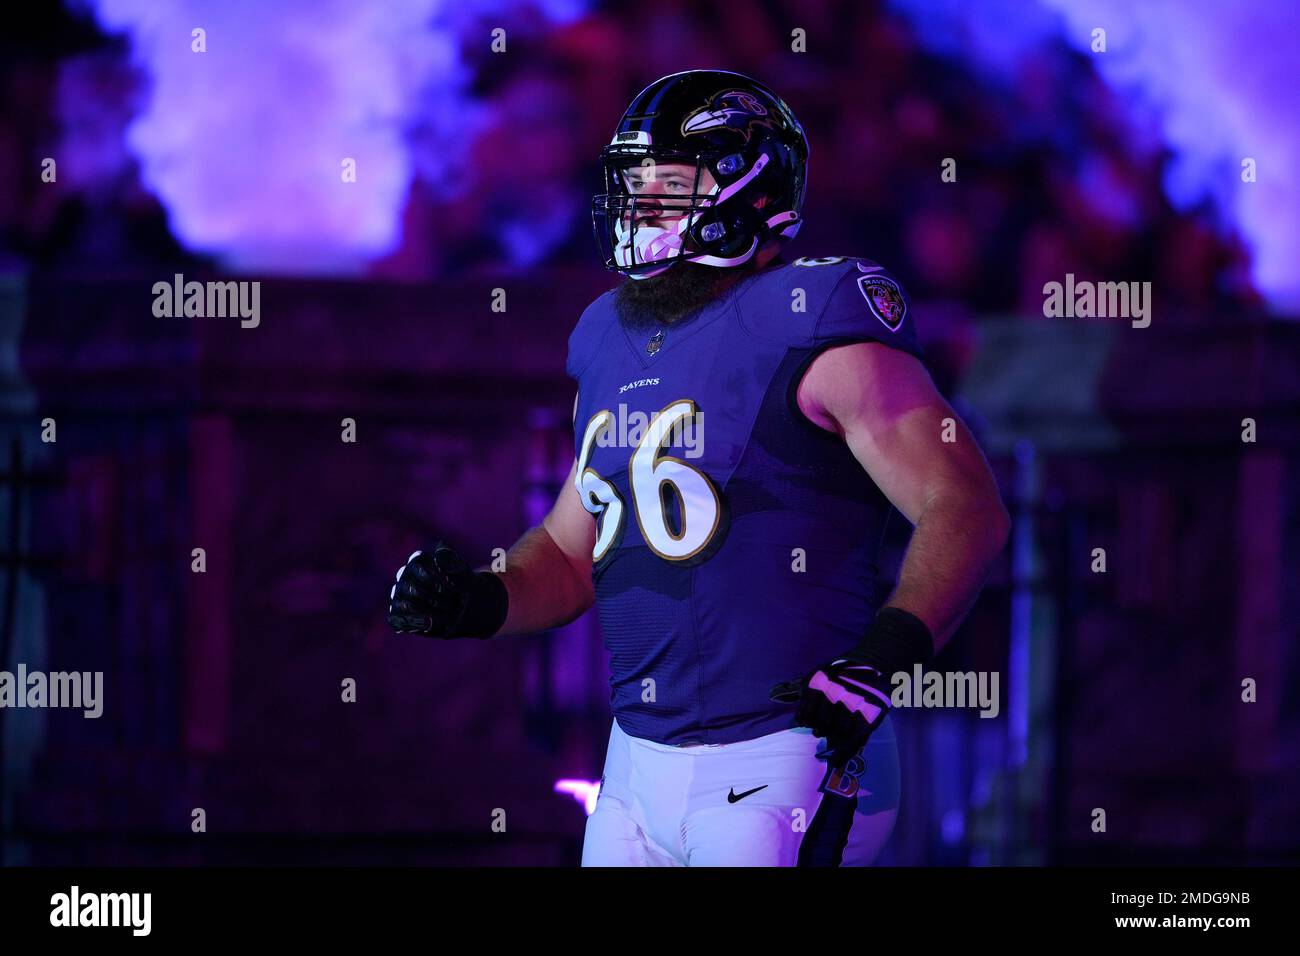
top-left (890, 0), bottom-right (1300, 312)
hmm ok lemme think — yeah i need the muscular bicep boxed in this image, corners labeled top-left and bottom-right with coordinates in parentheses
top-left (796, 342), bottom-right (999, 525)
top-left (543, 457), bottom-right (597, 567)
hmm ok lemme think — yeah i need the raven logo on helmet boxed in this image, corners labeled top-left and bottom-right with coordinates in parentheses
top-left (681, 90), bottom-right (776, 142)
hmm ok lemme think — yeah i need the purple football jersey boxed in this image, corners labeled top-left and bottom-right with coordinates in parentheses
top-left (567, 256), bottom-right (924, 745)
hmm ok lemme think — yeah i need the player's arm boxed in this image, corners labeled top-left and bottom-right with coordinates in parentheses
top-left (797, 340), bottom-right (1010, 651)
top-left (776, 341), bottom-right (1008, 756)
top-left (387, 458), bottom-right (596, 640)
top-left (497, 457), bottom-right (597, 635)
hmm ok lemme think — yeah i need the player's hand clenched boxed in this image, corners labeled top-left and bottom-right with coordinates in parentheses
top-left (771, 660), bottom-right (893, 757)
top-left (771, 607), bottom-right (934, 762)
top-left (386, 542), bottom-right (508, 639)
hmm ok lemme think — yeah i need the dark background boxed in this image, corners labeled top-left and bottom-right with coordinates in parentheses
top-left (0, 0), bottom-right (1297, 865)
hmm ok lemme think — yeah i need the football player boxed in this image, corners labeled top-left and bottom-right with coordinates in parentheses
top-left (388, 70), bottom-right (1009, 866)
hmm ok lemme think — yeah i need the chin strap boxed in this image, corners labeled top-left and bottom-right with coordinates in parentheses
top-left (625, 263), bottom-right (676, 280)
top-left (689, 236), bottom-right (760, 268)
top-left (686, 211), bottom-right (796, 269)
top-left (711, 152), bottom-right (769, 203)
top-left (765, 210), bottom-right (800, 237)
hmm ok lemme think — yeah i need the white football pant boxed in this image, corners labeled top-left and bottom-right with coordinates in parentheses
top-left (582, 717), bottom-right (900, 866)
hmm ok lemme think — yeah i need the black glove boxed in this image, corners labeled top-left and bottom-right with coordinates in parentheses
top-left (772, 661), bottom-right (893, 758)
top-left (386, 542), bottom-right (508, 639)
top-left (770, 607), bottom-right (933, 760)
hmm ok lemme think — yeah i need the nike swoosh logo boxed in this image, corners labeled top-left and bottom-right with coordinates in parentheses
top-left (727, 784), bottom-right (769, 804)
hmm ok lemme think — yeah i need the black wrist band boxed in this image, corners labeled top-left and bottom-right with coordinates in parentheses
top-left (848, 607), bottom-right (934, 677)
top-left (458, 571), bottom-right (509, 638)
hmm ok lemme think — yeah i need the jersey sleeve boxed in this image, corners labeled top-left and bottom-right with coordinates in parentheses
top-left (812, 260), bottom-right (924, 361)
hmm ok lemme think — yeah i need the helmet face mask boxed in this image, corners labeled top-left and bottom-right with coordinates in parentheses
top-left (595, 154), bottom-right (719, 278)
top-left (592, 71), bottom-right (809, 279)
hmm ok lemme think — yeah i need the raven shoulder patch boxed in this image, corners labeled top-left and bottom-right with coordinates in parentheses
top-left (856, 274), bottom-right (907, 331)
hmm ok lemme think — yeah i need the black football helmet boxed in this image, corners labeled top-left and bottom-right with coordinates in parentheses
top-left (592, 70), bottom-right (810, 278)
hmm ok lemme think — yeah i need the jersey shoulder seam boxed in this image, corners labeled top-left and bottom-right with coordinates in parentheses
top-left (810, 261), bottom-right (865, 342)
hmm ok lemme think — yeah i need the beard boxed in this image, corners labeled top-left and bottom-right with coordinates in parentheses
top-left (614, 258), bottom-right (759, 331)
